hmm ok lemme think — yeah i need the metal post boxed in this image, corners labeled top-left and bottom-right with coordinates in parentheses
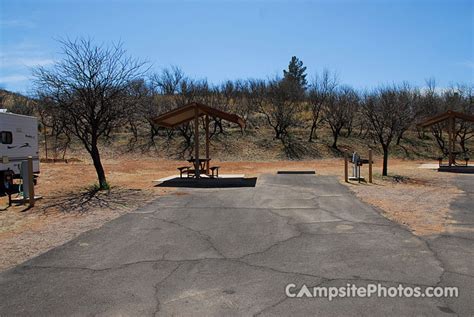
top-left (205, 114), bottom-right (210, 175)
top-left (358, 164), bottom-right (361, 183)
top-left (194, 106), bottom-right (200, 178)
top-left (27, 156), bottom-right (35, 207)
top-left (44, 124), bottom-right (48, 161)
top-left (344, 152), bottom-right (348, 182)
top-left (352, 152), bottom-right (359, 180)
top-left (369, 149), bottom-right (373, 183)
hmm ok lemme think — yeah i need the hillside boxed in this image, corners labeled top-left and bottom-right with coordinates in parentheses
top-left (73, 126), bottom-right (465, 164)
top-left (0, 89), bottom-right (35, 115)
top-left (1, 88), bottom-right (471, 163)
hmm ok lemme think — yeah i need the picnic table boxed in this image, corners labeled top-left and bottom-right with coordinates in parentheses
top-left (438, 152), bottom-right (470, 167)
top-left (451, 152), bottom-right (470, 166)
top-left (177, 158), bottom-right (220, 179)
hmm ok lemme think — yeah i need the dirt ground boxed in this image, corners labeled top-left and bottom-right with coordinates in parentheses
top-left (0, 155), bottom-right (466, 271)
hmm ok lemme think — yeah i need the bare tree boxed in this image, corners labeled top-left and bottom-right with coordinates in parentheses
top-left (416, 79), bottom-right (443, 143)
top-left (455, 85), bottom-right (474, 154)
top-left (211, 80), bottom-right (236, 135)
top-left (37, 97), bottom-right (72, 160)
top-left (307, 70), bottom-right (338, 142)
top-left (441, 85), bottom-right (474, 155)
top-left (151, 66), bottom-right (185, 95)
top-left (362, 85), bottom-right (415, 176)
top-left (160, 78), bottom-right (214, 157)
top-left (260, 77), bottom-right (302, 139)
top-left (395, 83), bottom-right (419, 145)
top-left (241, 79), bottom-right (267, 129)
top-left (417, 81), bottom-right (474, 157)
top-left (146, 67), bottom-right (188, 147)
top-left (33, 38), bottom-right (148, 189)
top-left (122, 79), bottom-right (156, 149)
top-left (323, 86), bottom-right (358, 149)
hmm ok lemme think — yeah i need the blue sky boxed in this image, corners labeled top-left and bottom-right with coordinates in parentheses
top-left (0, 0), bottom-right (472, 94)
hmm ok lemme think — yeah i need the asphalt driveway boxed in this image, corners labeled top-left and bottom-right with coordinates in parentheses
top-left (0, 174), bottom-right (472, 316)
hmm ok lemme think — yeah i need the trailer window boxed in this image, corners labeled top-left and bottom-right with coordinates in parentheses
top-left (1, 131), bottom-right (12, 144)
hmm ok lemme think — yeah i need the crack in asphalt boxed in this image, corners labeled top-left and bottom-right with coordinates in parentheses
top-left (156, 218), bottom-right (227, 259)
top-left (444, 270), bottom-right (474, 279)
top-left (24, 257), bottom-right (442, 289)
top-left (252, 177), bottom-right (463, 315)
top-left (153, 263), bottom-right (182, 317)
top-left (236, 232), bottom-right (305, 261)
top-left (412, 176), bottom-right (474, 316)
top-left (229, 259), bottom-right (326, 280)
top-left (22, 214), bottom-right (447, 293)
top-left (6, 174), bottom-right (472, 316)
top-left (253, 295), bottom-right (290, 317)
top-left (438, 234), bottom-right (474, 242)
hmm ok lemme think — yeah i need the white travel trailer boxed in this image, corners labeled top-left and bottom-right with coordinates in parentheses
top-left (0, 110), bottom-right (40, 194)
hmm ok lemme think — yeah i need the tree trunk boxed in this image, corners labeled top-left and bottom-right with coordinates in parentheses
top-left (332, 130), bottom-right (339, 149)
top-left (308, 120), bottom-right (317, 142)
top-left (460, 137), bottom-right (466, 154)
top-left (61, 134), bottom-right (71, 160)
top-left (90, 142), bottom-right (108, 190)
top-left (416, 128), bottom-right (425, 139)
top-left (396, 130), bottom-right (405, 145)
top-left (346, 126), bottom-right (352, 137)
top-left (382, 145), bottom-right (389, 176)
top-left (275, 128), bottom-right (281, 140)
top-left (217, 119), bottom-right (224, 134)
top-left (149, 125), bottom-right (159, 145)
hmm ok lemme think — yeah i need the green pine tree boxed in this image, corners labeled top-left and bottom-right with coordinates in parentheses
top-left (283, 56), bottom-right (307, 89)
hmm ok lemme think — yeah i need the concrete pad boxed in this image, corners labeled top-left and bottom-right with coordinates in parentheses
top-left (154, 176), bottom-right (256, 188)
top-left (419, 163), bottom-right (440, 169)
top-left (154, 174), bottom-right (246, 183)
top-left (438, 166), bottom-right (474, 173)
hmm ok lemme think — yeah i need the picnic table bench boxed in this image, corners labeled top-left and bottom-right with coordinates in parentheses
top-left (177, 166), bottom-right (189, 178)
top-left (209, 166), bottom-right (220, 178)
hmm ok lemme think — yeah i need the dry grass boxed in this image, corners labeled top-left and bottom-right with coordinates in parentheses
top-left (0, 154), bottom-right (468, 271)
top-left (345, 162), bottom-right (463, 236)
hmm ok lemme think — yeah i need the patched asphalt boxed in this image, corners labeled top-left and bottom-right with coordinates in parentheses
top-left (0, 174), bottom-right (472, 316)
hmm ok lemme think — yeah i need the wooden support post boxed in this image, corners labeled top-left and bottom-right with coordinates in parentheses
top-left (448, 116), bottom-right (454, 166)
top-left (451, 116), bottom-right (455, 166)
top-left (368, 149), bottom-right (373, 184)
top-left (344, 152), bottom-right (348, 183)
top-left (27, 156), bottom-right (35, 207)
top-left (205, 114), bottom-right (210, 175)
top-left (194, 106), bottom-right (200, 178)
